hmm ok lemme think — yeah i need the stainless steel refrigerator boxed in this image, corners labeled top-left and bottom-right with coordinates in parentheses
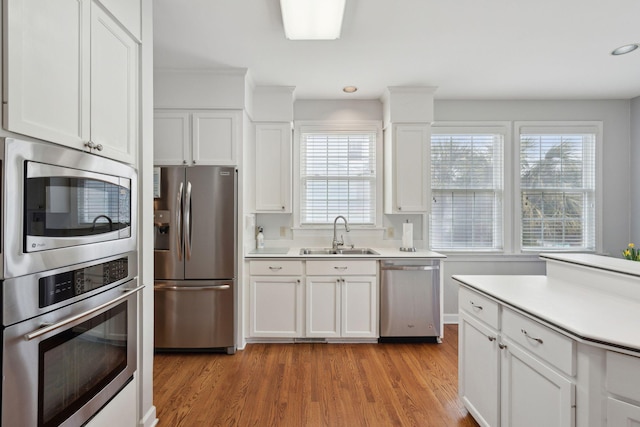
top-left (153, 166), bottom-right (236, 354)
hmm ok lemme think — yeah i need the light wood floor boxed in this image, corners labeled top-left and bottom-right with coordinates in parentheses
top-left (153, 324), bottom-right (479, 426)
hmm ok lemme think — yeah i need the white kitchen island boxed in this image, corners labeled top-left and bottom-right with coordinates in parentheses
top-left (454, 253), bottom-right (640, 427)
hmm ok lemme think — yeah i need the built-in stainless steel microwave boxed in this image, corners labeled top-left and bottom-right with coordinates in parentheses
top-left (1, 138), bottom-right (137, 278)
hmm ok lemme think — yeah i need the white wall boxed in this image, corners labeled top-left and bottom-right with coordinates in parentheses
top-left (631, 96), bottom-right (640, 243)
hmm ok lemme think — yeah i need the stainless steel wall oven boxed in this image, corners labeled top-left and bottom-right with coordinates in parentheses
top-left (2, 252), bottom-right (141, 426)
top-left (1, 137), bottom-right (137, 279)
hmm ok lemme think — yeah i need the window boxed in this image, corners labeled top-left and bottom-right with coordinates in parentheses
top-left (518, 125), bottom-right (598, 251)
top-left (299, 129), bottom-right (377, 226)
top-left (430, 128), bottom-right (504, 250)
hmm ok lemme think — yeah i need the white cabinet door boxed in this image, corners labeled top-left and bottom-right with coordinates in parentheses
top-left (607, 398), bottom-right (640, 426)
top-left (306, 275), bottom-right (377, 339)
top-left (250, 276), bottom-right (303, 338)
top-left (154, 111), bottom-right (190, 165)
top-left (501, 339), bottom-right (575, 427)
top-left (341, 276), bottom-right (377, 338)
top-left (192, 111), bottom-right (239, 165)
top-left (96, 0), bottom-right (141, 40)
top-left (384, 124), bottom-right (430, 213)
top-left (459, 312), bottom-right (500, 427)
top-left (255, 123), bottom-right (292, 212)
top-left (90, 1), bottom-right (138, 164)
top-left (306, 276), bottom-right (341, 338)
top-left (4, 0), bottom-right (90, 146)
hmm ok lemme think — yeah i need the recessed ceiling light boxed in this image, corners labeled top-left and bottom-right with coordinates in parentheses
top-left (611, 44), bottom-right (639, 56)
top-left (343, 86), bottom-right (358, 93)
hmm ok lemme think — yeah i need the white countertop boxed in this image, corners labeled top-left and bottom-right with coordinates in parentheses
top-left (541, 252), bottom-right (640, 277)
top-left (245, 247), bottom-right (446, 259)
top-left (453, 274), bottom-right (640, 354)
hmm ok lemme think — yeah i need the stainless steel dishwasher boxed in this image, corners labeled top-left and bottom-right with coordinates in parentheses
top-left (379, 259), bottom-right (442, 343)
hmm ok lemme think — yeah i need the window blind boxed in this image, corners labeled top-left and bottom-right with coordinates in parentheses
top-left (78, 180), bottom-right (128, 226)
top-left (430, 133), bottom-right (504, 250)
top-left (520, 132), bottom-right (595, 250)
top-left (300, 132), bottom-right (376, 225)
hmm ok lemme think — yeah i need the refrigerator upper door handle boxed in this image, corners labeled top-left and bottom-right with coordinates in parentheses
top-left (185, 181), bottom-right (193, 260)
top-left (176, 181), bottom-right (184, 261)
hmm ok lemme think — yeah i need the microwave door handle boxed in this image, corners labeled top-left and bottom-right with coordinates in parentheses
top-left (185, 181), bottom-right (193, 260)
top-left (176, 181), bottom-right (184, 261)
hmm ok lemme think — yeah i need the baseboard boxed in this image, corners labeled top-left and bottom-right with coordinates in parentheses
top-left (139, 405), bottom-right (158, 427)
top-left (444, 313), bottom-right (459, 324)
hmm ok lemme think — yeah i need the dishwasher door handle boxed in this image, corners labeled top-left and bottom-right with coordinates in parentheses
top-left (381, 265), bottom-right (438, 271)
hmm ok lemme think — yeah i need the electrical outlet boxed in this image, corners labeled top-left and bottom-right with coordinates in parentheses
top-left (280, 227), bottom-right (287, 237)
top-left (387, 227), bottom-right (394, 238)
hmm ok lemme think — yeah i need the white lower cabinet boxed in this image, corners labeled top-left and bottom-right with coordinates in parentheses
top-left (606, 350), bottom-right (640, 426)
top-left (459, 312), bottom-right (500, 427)
top-left (306, 275), bottom-right (377, 338)
top-left (459, 286), bottom-right (576, 427)
top-left (501, 338), bottom-right (575, 427)
top-left (249, 260), bottom-right (378, 340)
top-left (607, 398), bottom-right (640, 426)
top-left (249, 261), bottom-right (303, 338)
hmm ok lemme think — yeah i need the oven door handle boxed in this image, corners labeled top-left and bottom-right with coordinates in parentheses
top-left (24, 285), bottom-right (145, 341)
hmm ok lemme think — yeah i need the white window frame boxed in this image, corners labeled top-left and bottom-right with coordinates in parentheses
top-left (293, 121), bottom-right (383, 230)
top-left (429, 122), bottom-right (512, 253)
top-left (514, 121), bottom-right (603, 254)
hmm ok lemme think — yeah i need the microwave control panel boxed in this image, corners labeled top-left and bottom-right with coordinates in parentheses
top-left (39, 257), bottom-right (129, 308)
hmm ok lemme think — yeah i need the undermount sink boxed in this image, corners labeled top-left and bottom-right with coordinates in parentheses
top-left (299, 248), bottom-right (379, 255)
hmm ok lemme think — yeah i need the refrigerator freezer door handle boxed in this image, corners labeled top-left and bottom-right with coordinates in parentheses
top-left (185, 181), bottom-right (193, 260)
top-left (176, 181), bottom-right (184, 261)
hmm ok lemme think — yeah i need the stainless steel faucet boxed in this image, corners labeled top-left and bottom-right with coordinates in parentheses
top-left (332, 215), bottom-right (350, 250)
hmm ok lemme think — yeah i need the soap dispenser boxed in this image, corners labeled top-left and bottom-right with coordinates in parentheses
top-left (256, 227), bottom-right (265, 249)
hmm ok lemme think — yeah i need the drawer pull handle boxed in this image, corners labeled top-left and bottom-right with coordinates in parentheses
top-left (521, 329), bottom-right (543, 344)
top-left (269, 266), bottom-right (283, 271)
top-left (487, 336), bottom-right (496, 342)
top-left (334, 266), bottom-right (348, 271)
top-left (499, 343), bottom-right (507, 350)
top-left (470, 301), bottom-right (483, 310)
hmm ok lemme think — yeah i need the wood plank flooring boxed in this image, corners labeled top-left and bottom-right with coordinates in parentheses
top-left (153, 324), bottom-right (479, 426)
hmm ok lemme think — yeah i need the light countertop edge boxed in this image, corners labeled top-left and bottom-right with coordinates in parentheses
top-left (453, 274), bottom-right (640, 355)
top-left (245, 247), bottom-right (446, 259)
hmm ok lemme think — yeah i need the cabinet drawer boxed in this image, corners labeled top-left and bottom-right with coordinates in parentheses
top-left (249, 261), bottom-right (303, 276)
top-left (502, 308), bottom-right (575, 376)
top-left (607, 350), bottom-right (640, 403)
top-left (459, 286), bottom-right (499, 330)
top-left (306, 260), bottom-right (377, 276)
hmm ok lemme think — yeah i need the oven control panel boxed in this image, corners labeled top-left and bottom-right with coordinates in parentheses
top-left (39, 257), bottom-right (129, 308)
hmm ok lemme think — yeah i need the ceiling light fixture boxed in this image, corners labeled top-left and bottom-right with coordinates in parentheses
top-left (343, 86), bottom-right (358, 93)
top-left (280, 0), bottom-right (346, 40)
top-left (611, 44), bottom-right (639, 56)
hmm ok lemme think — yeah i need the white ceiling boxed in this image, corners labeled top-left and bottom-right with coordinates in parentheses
top-left (153, 0), bottom-right (640, 101)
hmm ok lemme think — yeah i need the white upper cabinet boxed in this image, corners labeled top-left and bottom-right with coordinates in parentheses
top-left (154, 111), bottom-right (190, 165)
top-left (91, 2), bottom-right (138, 164)
top-left (3, 0), bottom-right (139, 164)
top-left (255, 122), bottom-right (292, 212)
top-left (4, 0), bottom-right (90, 146)
top-left (154, 110), bottom-right (240, 166)
top-left (384, 123), bottom-right (431, 213)
top-left (192, 111), bottom-right (239, 166)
